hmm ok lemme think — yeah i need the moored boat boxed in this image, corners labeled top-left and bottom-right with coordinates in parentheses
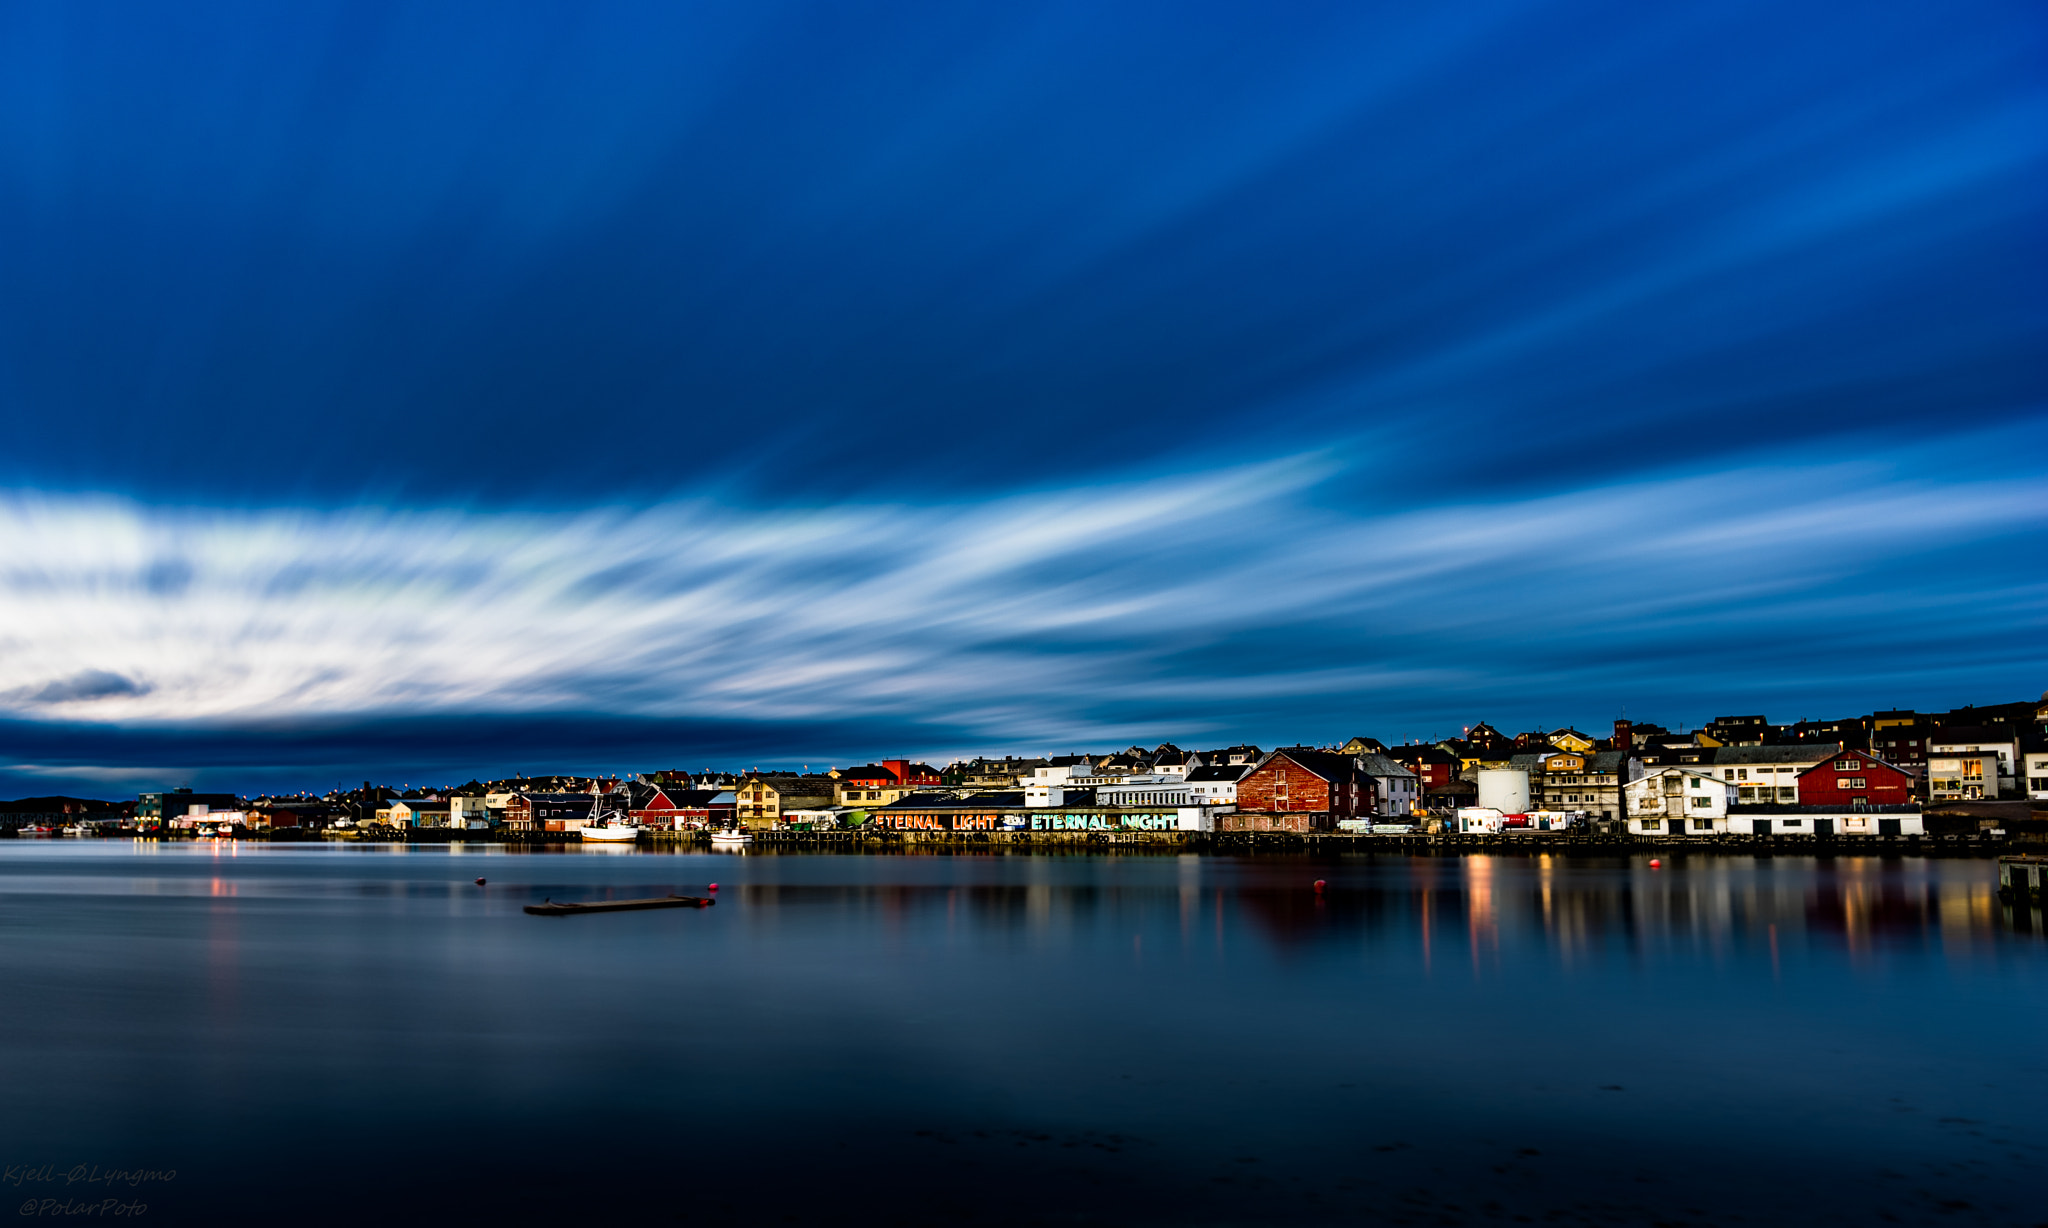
top-left (709, 826), bottom-right (752, 846)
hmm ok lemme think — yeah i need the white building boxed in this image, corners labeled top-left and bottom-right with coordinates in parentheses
top-left (1624, 767), bottom-right (1737, 836)
top-left (1928, 727), bottom-right (2020, 799)
top-left (1092, 775), bottom-right (1196, 807)
top-left (1029, 757), bottom-right (1095, 787)
top-left (1181, 764), bottom-right (1250, 806)
top-left (1710, 744), bottom-right (1839, 804)
top-left (1355, 753), bottom-right (1420, 817)
top-left (2027, 747), bottom-right (2048, 803)
top-left (1738, 811), bottom-right (1924, 836)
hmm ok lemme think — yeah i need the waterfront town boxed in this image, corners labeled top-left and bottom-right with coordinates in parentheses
top-left (7, 692), bottom-right (2046, 847)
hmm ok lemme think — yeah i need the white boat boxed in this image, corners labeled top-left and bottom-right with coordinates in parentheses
top-left (577, 783), bottom-right (642, 842)
top-left (709, 826), bottom-right (752, 846)
top-left (580, 821), bottom-right (641, 843)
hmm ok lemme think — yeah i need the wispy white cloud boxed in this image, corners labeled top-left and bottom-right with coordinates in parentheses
top-left (0, 445), bottom-right (2042, 747)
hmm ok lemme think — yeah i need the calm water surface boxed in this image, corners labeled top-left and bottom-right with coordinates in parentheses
top-left (1, 842), bottom-right (2043, 1226)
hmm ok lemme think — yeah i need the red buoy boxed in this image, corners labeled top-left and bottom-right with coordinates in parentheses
top-left (1314, 879), bottom-right (1327, 893)
top-left (474, 877), bottom-right (486, 886)
top-left (1648, 859), bottom-right (1662, 869)
top-left (707, 882), bottom-right (719, 892)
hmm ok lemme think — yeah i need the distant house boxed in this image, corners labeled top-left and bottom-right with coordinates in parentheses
top-left (1336, 736), bottom-right (1387, 756)
top-left (735, 774), bottom-right (837, 829)
top-left (1625, 767), bottom-right (1738, 836)
top-left (1389, 744), bottom-right (1461, 792)
top-left (1704, 715), bottom-right (1775, 746)
top-left (1507, 749), bottom-right (1643, 821)
top-left (1462, 723), bottom-right (1511, 757)
top-left (1182, 763), bottom-right (1251, 807)
top-left (1206, 745), bottom-right (1264, 767)
top-left (136, 789), bottom-right (239, 828)
top-left (2024, 734), bottom-right (2047, 803)
top-left (500, 792), bottom-right (600, 832)
top-left (385, 800), bottom-right (452, 827)
top-left (1867, 723), bottom-right (1935, 769)
top-left (1711, 744), bottom-right (1841, 805)
top-left (1229, 751), bottom-right (1376, 832)
top-left (1354, 753), bottom-right (1419, 817)
top-left (1797, 749), bottom-right (1916, 810)
top-left (944, 757), bottom-right (1047, 787)
top-left (835, 765), bottom-right (918, 807)
top-left (1547, 729), bottom-right (1596, 754)
top-left (1026, 757), bottom-right (1096, 788)
top-left (1150, 746), bottom-right (1196, 778)
top-left (1927, 727), bottom-right (2021, 799)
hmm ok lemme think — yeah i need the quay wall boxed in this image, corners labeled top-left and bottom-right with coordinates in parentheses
top-left (17, 825), bottom-right (2039, 856)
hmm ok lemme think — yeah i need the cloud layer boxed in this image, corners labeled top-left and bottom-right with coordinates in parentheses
top-left (3, 433), bottom-right (2043, 790)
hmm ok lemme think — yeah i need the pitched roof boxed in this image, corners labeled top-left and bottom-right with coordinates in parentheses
top-left (1712, 743), bottom-right (1840, 765)
top-left (838, 764), bottom-right (900, 783)
top-left (1185, 764), bottom-right (1251, 783)
top-left (1929, 726), bottom-right (2018, 745)
top-left (1261, 749), bottom-right (1363, 781)
top-left (1354, 753), bottom-right (1416, 778)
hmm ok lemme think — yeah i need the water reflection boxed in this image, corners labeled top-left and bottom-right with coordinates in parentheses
top-left (677, 852), bottom-right (2041, 962)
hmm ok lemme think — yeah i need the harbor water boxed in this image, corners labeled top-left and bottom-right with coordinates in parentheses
top-left (0, 841), bottom-right (2043, 1226)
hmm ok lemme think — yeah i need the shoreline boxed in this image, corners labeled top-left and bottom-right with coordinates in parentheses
top-left (17, 827), bottom-right (2038, 857)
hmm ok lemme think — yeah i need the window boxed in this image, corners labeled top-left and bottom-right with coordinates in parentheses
top-left (1835, 760), bottom-right (1858, 771)
top-left (1690, 796), bottom-right (1711, 808)
top-left (1778, 788), bottom-right (1796, 801)
top-left (1840, 778), bottom-right (1866, 790)
top-left (1692, 818), bottom-right (1713, 831)
top-left (1783, 819), bottom-right (1803, 827)
top-left (1640, 818), bottom-right (1662, 830)
top-left (1737, 769), bottom-right (1748, 780)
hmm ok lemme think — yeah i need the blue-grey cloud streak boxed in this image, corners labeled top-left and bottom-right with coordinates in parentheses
top-left (0, 0), bottom-right (2042, 792)
top-left (2, 431), bottom-right (2042, 792)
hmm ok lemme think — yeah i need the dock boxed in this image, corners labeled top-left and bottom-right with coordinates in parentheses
top-left (522, 893), bottom-right (715, 916)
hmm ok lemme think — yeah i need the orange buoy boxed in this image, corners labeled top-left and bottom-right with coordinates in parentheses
top-left (707, 882), bottom-right (719, 891)
top-left (1648, 859), bottom-right (1662, 869)
top-left (474, 877), bottom-right (486, 885)
top-left (1314, 879), bottom-right (1327, 892)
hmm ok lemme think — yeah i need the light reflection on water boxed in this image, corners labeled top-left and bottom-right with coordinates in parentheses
top-left (0, 842), bottom-right (2042, 1227)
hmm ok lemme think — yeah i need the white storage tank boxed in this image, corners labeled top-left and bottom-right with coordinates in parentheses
top-left (1477, 769), bottom-right (1530, 813)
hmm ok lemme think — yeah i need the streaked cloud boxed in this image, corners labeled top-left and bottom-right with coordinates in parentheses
top-left (2, 435), bottom-right (2041, 781)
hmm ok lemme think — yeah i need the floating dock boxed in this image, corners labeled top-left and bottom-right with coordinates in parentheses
top-left (523, 893), bottom-right (715, 917)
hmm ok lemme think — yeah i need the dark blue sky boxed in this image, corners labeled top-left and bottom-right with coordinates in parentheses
top-left (1, 0), bottom-right (2043, 795)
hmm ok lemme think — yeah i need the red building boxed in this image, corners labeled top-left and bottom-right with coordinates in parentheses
top-left (1228, 751), bottom-right (1377, 832)
top-left (1388, 745), bottom-right (1459, 790)
top-left (1796, 749), bottom-right (1915, 808)
top-left (881, 760), bottom-right (943, 787)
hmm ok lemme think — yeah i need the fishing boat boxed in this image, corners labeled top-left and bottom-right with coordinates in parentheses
top-left (15, 825), bottom-right (54, 838)
top-left (709, 825), bottom-right (752, 846)
top-left (580, 821), bottom-right (641, 843)
top-left (577, 781), bottom-right (642, 843)
top-left (523, 893), bottom-right (715, 917)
